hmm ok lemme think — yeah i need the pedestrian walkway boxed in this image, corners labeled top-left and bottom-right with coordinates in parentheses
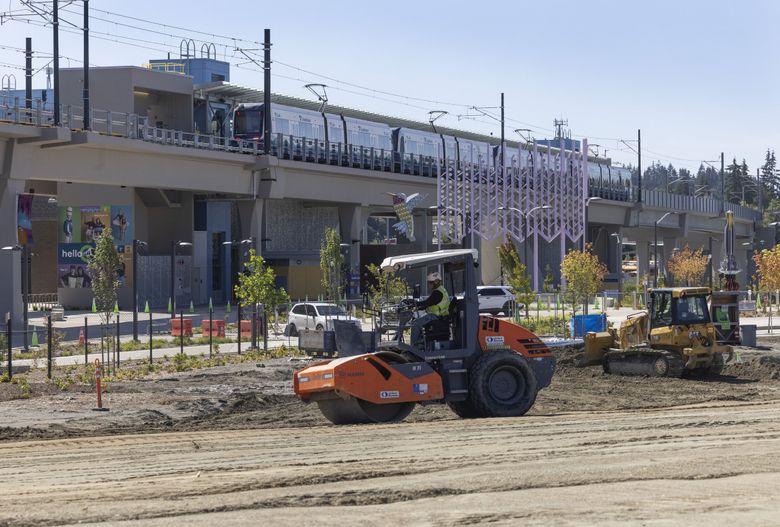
top-left (10, 337), bottom-right (296, 371)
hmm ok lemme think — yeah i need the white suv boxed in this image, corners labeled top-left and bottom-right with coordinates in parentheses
top-left (287, 302), bottom-right (361, 335)
top-left (469, 286), bottom-right (518, 315)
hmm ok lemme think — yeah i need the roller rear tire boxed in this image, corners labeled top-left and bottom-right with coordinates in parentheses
top-left (469, 349), bottom-right (538, 418)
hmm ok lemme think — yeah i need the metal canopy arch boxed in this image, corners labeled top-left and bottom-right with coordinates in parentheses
top-left (436, 138), bottom-right (588, 288)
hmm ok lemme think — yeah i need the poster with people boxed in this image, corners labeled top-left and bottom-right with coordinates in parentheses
top-left (17, 194), bottom-right (34, 245)
top-left (110, 205), bottom-right (133, 243)
top-left (57, 243), bottom-right (131, 290)
top-left (58, 206), bottom-right (81, 243)
top-left (80, 206), bottom-right (110, 243)
top-left (57, 264), bottom-right (92, 288)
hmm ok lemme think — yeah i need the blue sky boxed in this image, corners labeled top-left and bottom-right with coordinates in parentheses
top-left (1, 0), bottom-right (777, 172)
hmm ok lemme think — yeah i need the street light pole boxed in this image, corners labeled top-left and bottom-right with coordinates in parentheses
top-left (132, 239), bottom-right (147, 341)
top-left (653, 212), bottom-right (676, 288)
top-left (170, 241), bottom-right (192, 319)
top-left (170, 240), bottom-right (176, 319)
top-left (498, 205), bottom-right (551, 289)
top-left (583, 197), bottom-right (602, 251)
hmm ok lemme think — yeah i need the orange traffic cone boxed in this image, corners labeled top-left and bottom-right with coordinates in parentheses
top-left (79, 327), bottom-right (85, 346)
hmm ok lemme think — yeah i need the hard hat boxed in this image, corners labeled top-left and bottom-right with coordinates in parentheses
top-left (427, 272), bottom-right (441, 282)
top-left (66, 206), bottom-right (73, 213)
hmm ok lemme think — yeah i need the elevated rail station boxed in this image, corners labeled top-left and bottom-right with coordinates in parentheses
top-left (0, 57), bottom-right (762, 326)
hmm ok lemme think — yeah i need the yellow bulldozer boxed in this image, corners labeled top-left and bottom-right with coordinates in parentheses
top-left (579, 287), bottom-right (733, 377)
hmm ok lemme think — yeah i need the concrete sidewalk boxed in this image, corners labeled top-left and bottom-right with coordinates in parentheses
top-left (10, 337), bottom-right (296, 371)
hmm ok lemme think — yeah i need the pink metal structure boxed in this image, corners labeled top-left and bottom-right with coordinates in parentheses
top-left (436, 138), bottom-right (589, 289)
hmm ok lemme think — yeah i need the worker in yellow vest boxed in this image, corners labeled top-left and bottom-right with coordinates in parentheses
top-left (410, 272), bottom-right (450, 346)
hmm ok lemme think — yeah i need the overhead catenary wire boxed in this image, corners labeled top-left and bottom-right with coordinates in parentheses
top-left (0, 3), bottom-right (757, 170)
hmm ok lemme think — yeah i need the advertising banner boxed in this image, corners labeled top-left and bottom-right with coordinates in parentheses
top-left (110, 205), bottom-right (133, 244)
top-left (58, 206), bottom-right (82, 243)
top-left (57, 264), bottom-right (92, 288)
top-left (17, 194), bottom-right (33, 245)
top-left (57, 243), bottom-right (129, 289)
top-left (80, 206), bottom-right (110, 243)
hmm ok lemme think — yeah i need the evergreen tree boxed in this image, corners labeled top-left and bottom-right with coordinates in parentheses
top-left (761, 149), bottom-right (778, 200)
top-left (679, 168), bottom-right (694, 196)
top-left (724, 157), bottom-right (743, 204)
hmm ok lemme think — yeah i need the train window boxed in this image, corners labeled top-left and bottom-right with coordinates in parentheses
top-left (274, 118), bottom-right (290, 136)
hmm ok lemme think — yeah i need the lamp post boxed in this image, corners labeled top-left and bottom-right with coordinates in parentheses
top-left (170, 240), bottom-right (192, 319)
top-left (653, 212), bottom-right (676, 288)
top-left (132, 239), bottom-right (147, 341)
top-left (1, 244), bottom-right (28, 350)
top-left (497, 205), bottom-right (551, 285)
top-left (429, 205), bottom-right (466, 251)
top-left (583, 197), bottom-right (602, 251)
top-left (223, 239), bottom-right (254, 346)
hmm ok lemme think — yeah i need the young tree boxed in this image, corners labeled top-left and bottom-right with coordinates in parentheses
top-left (542, 264), bottom-right (554, 293)
top-left (498, 238), bottom-right (534, 318)
top-left (364, 263), bottom-right (408, 312)
top-left (87, 229), bottom-right (120, 327)
top-left (560, 245), bottom-right (608, 318)
top-left (234, 249), bottom-right (289, 332)
top-left (753, 246), bottom-right (780, 295)
top-left (320, 227), bottom-right (344, 302)
top-left (666, 244), bottom-right (709, 286)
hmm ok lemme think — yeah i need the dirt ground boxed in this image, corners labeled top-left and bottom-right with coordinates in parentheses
top-left (1, 344), bottom-right (780, 525)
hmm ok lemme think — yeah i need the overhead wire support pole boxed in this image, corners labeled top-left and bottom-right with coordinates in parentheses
top-left (720, 152), bottom-right (725, 215)
top-left (53, 0), bottom-right (60, 126)
top-left (263, 28), bottom-right (271, 155)
top-left (500, 92), bottom-right (505, 172)
top-left (25, 38), bottom-right (32, 116)
top-left (637, 129), bottom-right (641, 203)
top-left (82, 0), bottom-right (89, 130)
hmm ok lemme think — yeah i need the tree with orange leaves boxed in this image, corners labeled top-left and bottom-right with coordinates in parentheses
top-left (666, 244), bottom-right (709, 286)
top-left (753, 245), bottom-right (780, 296)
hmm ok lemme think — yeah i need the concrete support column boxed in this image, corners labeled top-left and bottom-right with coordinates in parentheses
top-left (662, 236), bottom-right (679, 285)
top-left (249, 198), bottom-right (266, 256)
top-left (637, 241), bottom-right (650, 282)
top-left (0, 177), bottom-right (24, 326)
top-left (479, 233), bottom-right (503, 287)
top-left (710, 237), bottom-right (723, 288)
top-left (338, 204), bottom-right (363, 297)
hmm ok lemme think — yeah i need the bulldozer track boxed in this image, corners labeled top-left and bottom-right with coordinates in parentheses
top-left (604, 348), bottom-right (685, 378)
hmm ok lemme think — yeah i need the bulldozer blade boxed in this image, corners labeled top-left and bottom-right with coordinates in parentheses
top-left (317, 397), bottom-right (415, 425)
top-left (579, 331), bottom-right (614, 367)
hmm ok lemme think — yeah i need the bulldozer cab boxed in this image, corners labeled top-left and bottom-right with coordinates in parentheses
top-left (648, 288), bottom-right (712, 329)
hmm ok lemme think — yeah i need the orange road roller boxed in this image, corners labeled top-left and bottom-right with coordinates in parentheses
top-left (293, 249), bottom-right (555, 424)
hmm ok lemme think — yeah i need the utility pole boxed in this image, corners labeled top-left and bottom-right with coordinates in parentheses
top-left (637, 129), bottom-right (642, 203)
top-left (25, 38), bottom-right (32, 115)
top-left (263, 29), bottom-right (271, 155)
top-left (757, 167), bottom-right (763, 213)
top-left (720, 152), bottom-right (725, 214)
top-left (83, 0), bottom-right (90, 130)
top-left (53, 0), bottom-right (60, 126)
top-left (500, 92), bottom-right (505, 170)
